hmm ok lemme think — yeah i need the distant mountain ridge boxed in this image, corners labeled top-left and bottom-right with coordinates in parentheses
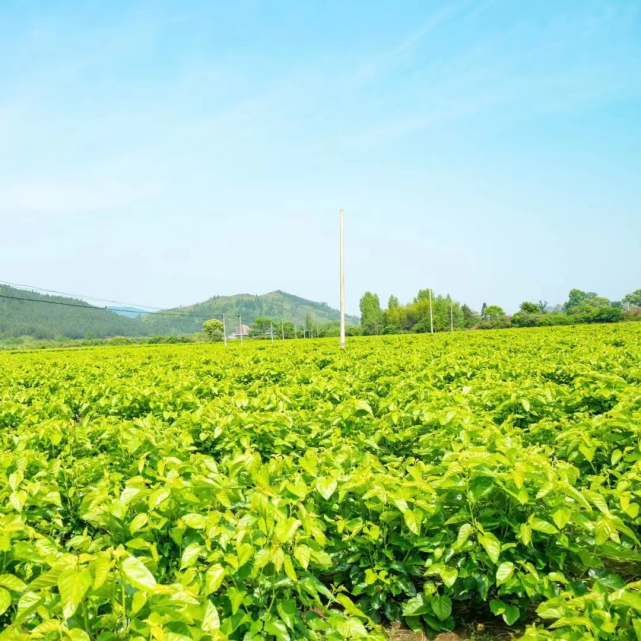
top-left (0, 285), bottom-right (358, 339)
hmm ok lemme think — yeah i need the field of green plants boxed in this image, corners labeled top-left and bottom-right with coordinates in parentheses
top-left (1, 324), bottom-right (640, 640)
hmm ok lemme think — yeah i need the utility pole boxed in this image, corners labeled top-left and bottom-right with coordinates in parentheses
top-left (239, 314), bottom-right (243, 345)
top-left (281, 320), bottom-right (285, 340)
top-left (340, 209), bottom-right (346, 349)
top-left (450, 302), bottom-right (454, 332)
top-left (429, 289), bottom-right (434, 334)
top-left (270, 321), bottom-right (274, 343)
top-left (222, 314), bottom-right (227, 347)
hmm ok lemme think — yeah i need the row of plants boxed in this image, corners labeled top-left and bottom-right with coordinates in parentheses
top-left (0, 324), bottom-right (640, 639)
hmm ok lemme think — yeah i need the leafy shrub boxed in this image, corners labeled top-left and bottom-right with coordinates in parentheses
top-left (0, 325), bottom-right (640, 638)
top-left (510, 312), bottom-right (541, 328)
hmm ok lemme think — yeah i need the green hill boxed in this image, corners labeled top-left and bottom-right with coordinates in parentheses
top-left (140, 291), bottom-right (359, 335)
top-left (0, 285), bottom-right (142, 339)
top-left (0, 286), bottom-right (358, 340)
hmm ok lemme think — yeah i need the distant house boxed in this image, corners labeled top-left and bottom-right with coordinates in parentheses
top-left (231, 324), bottom-right (250, 339)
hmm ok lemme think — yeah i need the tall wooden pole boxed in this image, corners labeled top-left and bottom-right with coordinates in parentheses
top-left (281, 320), bottom-right (285, 340)
top-left (429, 289), bottom-right (434, 334)
top-left (340, 209), bottom-right (346, 349)
top-left (270, 321), bottom-right (274, 343)
top-left (239, 314), bottom-right (243, 345)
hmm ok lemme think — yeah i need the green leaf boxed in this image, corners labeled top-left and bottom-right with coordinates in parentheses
top-left (275, 517), bottom-right (302, 543)
top-left (402, 594), bottom-right (431, 616)
top-left (0, 574), bottom-right (26, 592)
top-left (530, 517), bottom-right (558, 534)
top-left (316, 477), bottom-right (338, 500)
top-left (201, 599), bottom-right (221, 632)
top-left (180, 542), bottom-right (202, 569)
top-left (404, 509), bottom-right (420, 535)
top-left (294, 545), bottom-right (311, 569)
top-left (552, 508), bottom-right (571, 530)
top-left (609, 589), bottom-right (641, 612)
top-left (227, 587), bottom-right (246, 615)
top-left (496, 562), bottom-right (514, 586)
top-left (503, 604), bottom-right (520, 625)
top-left (278, 599), bottom-right (298, 629)
top-left (490, 600), bottom-right (519, 625)
top-left (0, 588), bottom-right (11, 616)
top-left (129, 513), bottom-right (148, 534)
top-left (490, 600), bottom-right (506, 616)
top-left (335, 616), bottom-right (369, 639)
top-left (431, 594), bottom-right (452, 621)
top-left (15, 591), bottom-right (42, 624)
top-left (455, 523), bottom-right (472, 548)
top-left (58, 568), bottom-right (92, 620)
top-left (121, 555), bottom-right (156, 592)
top-left (131, 590), bottom-right (147, 614)
top-left (589, 569), bottom-right (625, 590)
top-left (479, 533), bottom-right (501, 564)
top-left (520, 524), bottom-right (532, 546)
top-left (283, 556), bottom-right (298, 582)
top-left (182, 513), bottom-right (207, 530)
top-left (205, 564), bottom-right (225, 595)
top-left (265, 615), bottom-right (290, 641)
top-left (440, 566), bottom-right (458, 588)
top-left (148, 487), bottom-right (170, 510)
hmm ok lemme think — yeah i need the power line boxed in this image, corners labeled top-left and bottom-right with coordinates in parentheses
top-left (0, 279), bottom-right (170, 312)
top-left (0, 292), bottom-right (222, 320)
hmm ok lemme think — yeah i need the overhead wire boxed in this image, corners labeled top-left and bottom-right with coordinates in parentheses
top-left (0, 289), bottom-right (222, 320)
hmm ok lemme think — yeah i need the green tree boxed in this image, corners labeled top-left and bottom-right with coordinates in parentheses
top-left (537, 300), bottom-right (548, 313)
top-left (520, 301), bottom-right (539, 314)
top-left (252, 317), bottom-right (274, 335)
top-left (359, 292), bottom-right (383, 335)
top-left (564, 289), bottom-right (598, 312)
top-left (203, 319), bottom-right (224, 342)
top-left (484, 305), bottom-right (506, 323)
top-left (305, 313), bottom-right (314, 337)
top-left (415, 289), bottom-right (432, 303)
top-left (388, 295), bottom-right (400, 310)
top-left (461, 304), bottom-right (480, 328)
top-left (623, 289), bottom-right (641, 307)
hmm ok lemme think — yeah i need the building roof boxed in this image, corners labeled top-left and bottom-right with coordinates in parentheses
top-left (233, 324), bottom-right (250, 336)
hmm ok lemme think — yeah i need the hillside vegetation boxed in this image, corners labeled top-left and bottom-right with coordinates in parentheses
top-left (0, 286), bottom-right (355, 340)
top-left (138, 291), bottom-right (359, 335)
top-left (0, 284), bottom-right (141, 339)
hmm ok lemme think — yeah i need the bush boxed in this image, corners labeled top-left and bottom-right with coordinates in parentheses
top-left (580, 306), bottom-right (623, 324)
top-left (510, 312), bottom-right (541, 328)
top-left (623, 305), bottom-right (641, 322)
top-left (203, 319), bottom-right (225, 341)
top-left (538, 312), bottom-right (575, 326)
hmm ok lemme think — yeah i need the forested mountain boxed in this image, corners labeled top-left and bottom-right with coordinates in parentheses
top-left (0, 286), bottom-right (357, 339)
top-left (0, 285), bottom-right (142, 339)
top-left (139, 291), bottom-right (359, 335)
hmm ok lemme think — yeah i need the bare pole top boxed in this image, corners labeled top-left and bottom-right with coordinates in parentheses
top-left (340, 209), bottom-right (346, 349)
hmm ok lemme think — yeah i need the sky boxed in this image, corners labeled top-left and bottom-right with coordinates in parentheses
top-left (1, 0), bottom-right (640, 315)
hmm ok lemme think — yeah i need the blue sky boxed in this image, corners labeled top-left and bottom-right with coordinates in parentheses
top-left (1, 0), bottom-right (639, 315)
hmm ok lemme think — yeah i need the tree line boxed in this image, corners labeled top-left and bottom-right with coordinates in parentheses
top-left (358, 288), bottom-right (641, 335)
